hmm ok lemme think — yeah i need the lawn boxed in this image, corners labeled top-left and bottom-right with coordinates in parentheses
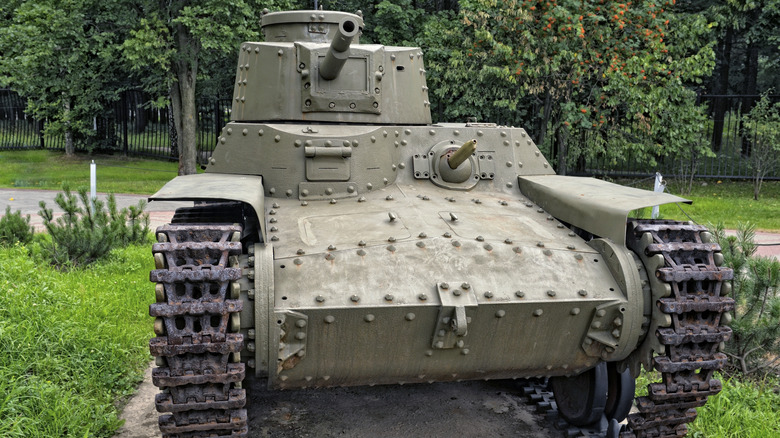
top-left (622, 178), bottom-right (780, 231)
top-left (0, 150), bottom-right (179, 195)
top-left (0, 243), bottom-right (152, 437)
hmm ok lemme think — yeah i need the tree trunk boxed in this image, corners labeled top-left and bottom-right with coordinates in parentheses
top-left (711, 26), bottom-right (733, 152)
top-left (172, 24), bottom-right (199, 176)
top-left (63, 97), bottom-right (74, 156)
top-left (556, 126), bottom-right (567, 175)
top-left (536, 89), bottom-right (552, 148)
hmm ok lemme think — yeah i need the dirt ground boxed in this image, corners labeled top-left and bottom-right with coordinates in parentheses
top-left (115, 363), bottom-right (558, 438)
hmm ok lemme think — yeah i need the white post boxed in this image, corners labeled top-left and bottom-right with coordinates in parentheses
top-left (90, 160), bottom-right (97, 213)
top-left (652, 172), bottom-right (663, 219)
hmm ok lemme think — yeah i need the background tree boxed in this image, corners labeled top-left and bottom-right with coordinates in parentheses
top-left (0, 0), bottom-right (131, 155)
top-left (741, 93), bottom-right (780, 200)
top-left (458, 0), bottom-right (716, 180)
top-left (121, 0), bottom-right (298, 175)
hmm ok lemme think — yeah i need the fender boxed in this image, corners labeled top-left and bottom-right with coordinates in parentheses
top-left (149, 173), bottom-right (266, 242)
top-left (518, 175), bottom-right (690, 246)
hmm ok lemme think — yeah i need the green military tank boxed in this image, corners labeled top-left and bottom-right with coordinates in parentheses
top-left (147, 9), bottom-right (734, 438)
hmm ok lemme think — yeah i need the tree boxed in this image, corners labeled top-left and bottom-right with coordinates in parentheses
top-left (0, 0), bottom-right (131, 155)
top-left (741, 93), bottom-right (780, 200)
top-left (122, 0), bottom-right (298, 175)
top-left (458, 0), bottom-right (716, 177)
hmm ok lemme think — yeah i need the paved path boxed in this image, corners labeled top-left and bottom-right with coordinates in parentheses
top-left (0, 188), bottom-right (187, 231)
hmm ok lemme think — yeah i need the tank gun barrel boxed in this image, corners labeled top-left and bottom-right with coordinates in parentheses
top-left (319, 17), bottom-right (359, 80)
top-left (448, 139), bottom-right (477, 169)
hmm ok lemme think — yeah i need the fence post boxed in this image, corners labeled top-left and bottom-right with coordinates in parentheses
top-left (38, 119), bottom-right (45, 148)
top-left (652, 172), bottom-right (664, 219)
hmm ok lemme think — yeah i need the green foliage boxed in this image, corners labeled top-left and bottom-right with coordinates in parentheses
top-left (0, 244), bottom-right (153, 437)
top-left (38, 185), bottom-right (150, 269)
top-left (713, 222), bottom-right (780, 376)
top-left (0, 206), bottom-right (34, 246)
top-left (457, 0), bottom-right (716, 175)
top-left (0, 0), bottom-right (134, 154)
top-left (741, 92), bottom-right (780, 200)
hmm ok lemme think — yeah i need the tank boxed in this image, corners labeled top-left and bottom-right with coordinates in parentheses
top-left (147, 9), bottom-right (734, 438)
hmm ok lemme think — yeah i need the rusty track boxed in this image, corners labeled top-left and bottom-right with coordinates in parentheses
top-left (150, 222), bottom-right (247, 438)
top-left (622, 220), bottom-right (734, 437)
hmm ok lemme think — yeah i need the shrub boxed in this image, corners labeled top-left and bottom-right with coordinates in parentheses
top-left (0, 206), bottom-right (35, 246)
top-left (38, 185), bottom-right (150, 269)
top-left (713, 222), bottom-right (780, 376)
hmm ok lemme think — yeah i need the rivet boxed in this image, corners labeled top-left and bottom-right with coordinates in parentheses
top-left (364, 314), bottom-right (375, 322)
top-left (418, 232), bottom-right (427, 238)
top-left (357, 249), bottom-right (366, 256)
top-left (295, 332), bottom-right (306, 340)
top-left (297, 249), bottom-right (305, 255)
top-left (435, 341), bottom-right (444, 348)
top-left (571, 308), bottom-right (581, 315)
top-left (500, 201), bottom-right (508, 206)
top-left (533, 309), bottom-right (543, 317)
top-left (325, 253), bottom-right (334, 261)
top-left (301, 189), bottom-right (309, 197)
top-left (385, 294), bottom-right (394, 301)
top-left (461, 349), bottom-right (470, 355)
top-left (324, 315), bottom-right (335, 324)
top-left (547, 290), bottom-right (556, 297)
top-left (386, 195), bottom-right (394, 201)
top-left (328, 244), bottom-right (336, 251)
top-left (461, 282), bottom-right (470, 290)
top-left (416, 241), bottom-right (425, 248)
top-left (330, 199), bottom-right (337, 204)
top-left (351, 295), bottom-right (360, 302)
top-left (453, 289), bottom-right (462, 296)
top-left (270, 236), bottom-right (279, 241)
top-left (258, 129), bottom-right (264, 136)
top-left (452, 240), bottom-right (461, 248)
top-left (584, 338), bottom-right (593, 346)
top-left (325, 188), bottom-right (333, 195)
top-left (358, 240), bottom-right (367, 246)
top-left (557, 224), bottom-right (565, 229)
top-left (568, 231), bottom-right (576, 237)
top-left (515, 291), bottom-right (525, 298)
top-left (358, 197), bottom-right (366, 202)
top-left (484, 244), bottom-right (493, 251)
top-left (537, 208), bottom-right (544, 213)
top-left (388, 236), bottom-right (396, 242)
top-left (575, 254), bottom-right (584, 260)
top-left (270, 226), bottom-right (278, 232)
top-left (596, 309), bottom-right (607, 317)
top-left (613, 317), bottom-right (623, 327)
top-left (418, 294), bottom-right (428, 301)
top-left (537, 242), bottom-right (545, 247)
top-left (477, 130), bottom-right (484, 136)
top-left (440, 282), bottom-right (449, 290)
top-left (294, 258), bottom-right (302, 265)
top-left (504, 238), bottom-right (513, 244)
top-left (495, 310), bottom-right (506, 318)
top-left (279, 375), bottom-right (288, 381)
top-left (543, 249), bottom-right (552, 256)
top-left (387, 245), bottom-right (396, 252)
top-left (506, 161), bottom-right (512, 167)
top-left (592, 321), bottom-right (602, 329)
top-left (450, 212), bottom-right (458, 222)
top-left (506, 182), bottom-right (513, 188)
top-left (513, 247), bottom-right (522, 254)
top-left (429, 129), bottom-right (436, 135)
top-left (367, 183), bottom-right (373, 190)
top-left (456, 340), bottom-right (465, 348)
top-left (612, 329), bottom-right (621, 338)
top-left (476, 236), bottom-right (484, 242)
top-left (405, 313), bottom-right (416, 321)
top-left (242, 129), bottom-right (248, 136)
top-left (605, 346), bottom-right (615, 353)
top-left (444, 232), bottom-right (452, 238)
top-left (425, 350), bottom-right (434, 357)
top-left (274, 135), bottom-right (281, 142)
top-left (316, 295), bottom-right (326, 303)
top-left (578, 290), bottom-right (588, 297)
top-left (567, 245), bottom-right (576, 250)
top-left (484, 291), bottom-right (493, 298)
top-left (399, 163), bottom-right (406, 169)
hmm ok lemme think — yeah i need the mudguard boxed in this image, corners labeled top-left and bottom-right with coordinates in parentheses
top-left (517, 175), bottom-right (690, 246)
top-left (149, 173), bottom-right (266, 242)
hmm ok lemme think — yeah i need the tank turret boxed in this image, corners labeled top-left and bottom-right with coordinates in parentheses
top-left (148, 8), bottom-right (734, 438)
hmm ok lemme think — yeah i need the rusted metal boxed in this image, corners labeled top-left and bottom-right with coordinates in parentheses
top-left (149, 222), bottom-right (247, 437)
top-left (621, 221), bottom-right (735, 438)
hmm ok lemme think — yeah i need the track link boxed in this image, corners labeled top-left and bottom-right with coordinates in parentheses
top-left (150, 221), bottom-right (247, 438)
top-left (622, 220), bottom-right (734, 437)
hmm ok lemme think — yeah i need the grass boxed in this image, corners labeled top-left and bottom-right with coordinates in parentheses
top-left (0, 150), bottom-right (179, 195)
top-left (0, 242), bottom-right (153, 437)
top-left (636, 370), bottom-right (780, 437)
top-left (623, 178), bottom-right (780, 231)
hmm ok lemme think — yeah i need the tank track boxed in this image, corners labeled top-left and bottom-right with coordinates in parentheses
top-left (149, 219), bottom-right (247, 438)
top-left (621, 220), bottom-right (734, 437)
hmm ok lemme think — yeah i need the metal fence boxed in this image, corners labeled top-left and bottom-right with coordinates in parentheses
top-left (1, 88), bottom-right (778, 180)
top-left (0, 89), bottom-right (232, 164)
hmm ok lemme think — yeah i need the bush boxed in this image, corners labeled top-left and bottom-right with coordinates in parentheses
top-left (714, 222), bottom-right (780, 376)
top-left (38, 185), bottom-right (150, 269)
top-left (0, 206), bottom-right (35, 246)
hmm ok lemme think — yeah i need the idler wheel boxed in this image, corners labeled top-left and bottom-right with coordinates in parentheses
top-left (550, 362), bottom-right (607, 426)
top-left (604, 362), bottom-right (635, 423)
